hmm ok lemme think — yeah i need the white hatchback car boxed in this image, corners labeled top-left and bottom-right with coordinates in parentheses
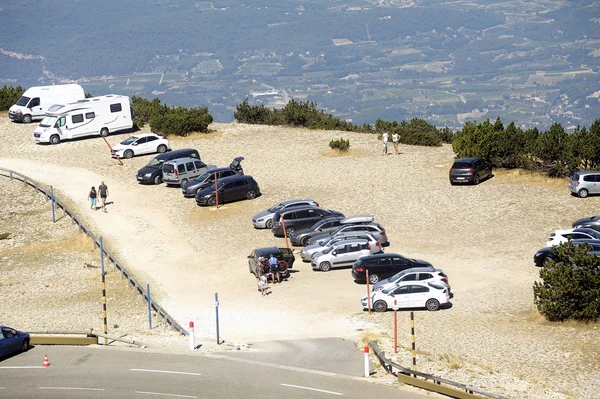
top-left (361, 281), bottom-right (450, 312)
top-left (546, 228), bottom-right (600, 247)
top-left (111, 133), bottom-right (170, 159)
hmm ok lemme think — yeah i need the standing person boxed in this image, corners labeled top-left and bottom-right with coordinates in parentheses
top-left (269, 254), bottom-right (281, 284)
top-left (258, 272), bottom-right (268, 296)
top-left (88, 186), bottom-right (97, 210)
top-left (98, 181), bottom-right (109, 213)
top-left (392, 131), bottom-right (400, 155)
top-left (382, 131), bottom-right (389, 155)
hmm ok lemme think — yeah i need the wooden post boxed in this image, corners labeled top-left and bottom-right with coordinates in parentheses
top-left (103, 137), bottom-right (123, 166)
top-left (366, 269), bottom-right (371, 313)
top-left (281, 215), bottom-right (290, 249)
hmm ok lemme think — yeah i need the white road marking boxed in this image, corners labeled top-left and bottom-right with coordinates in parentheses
top-left (130, 368), bottom-right (202, 376)
top-left (39, 387), bottom-right (105, 391)
top-left (0, 366), bottom-right (44, 369)
top-left (135, 391), bottom-right (197, 398)
top-left (280, 383), bottom-right (343, 396)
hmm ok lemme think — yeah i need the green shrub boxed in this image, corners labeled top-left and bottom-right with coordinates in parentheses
top-left (533, 241), bottom-right (600, 322)
top-left (131, 96), bottom-right (169, 128)
top-left (0, 85), bottom-right (24, 111)
top-left (150, 106), bottom-right (213, 137)
top-left (329, 138), bottom-right (350, 151)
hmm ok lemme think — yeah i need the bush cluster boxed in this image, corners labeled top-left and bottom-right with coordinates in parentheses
top-left (329, 138), bottom-right (350, 151)
top-left (453, 117), bottom-right (600, 177)
top-left (375, 118), bottom-right (447, 147)
top-left (0, 85), bottom-right (24, 110)
top-left (131, 96), bottom-right (213, 136)
top-left (533, 241), bottom-right (600, 322)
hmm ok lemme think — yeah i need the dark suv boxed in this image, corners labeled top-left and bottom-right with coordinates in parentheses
top-left (183, 157), bottom-right (245, 198)
top-left (449, 157), bottom-right (492, 185)
top-left (136, 148), bottom-right (200, 185)
top-left (351, 253), bottom-right (433, 284)
top-left (271, 206), bottom-right (344, 237)
top-left (196, 175), bottom-right (260, 206)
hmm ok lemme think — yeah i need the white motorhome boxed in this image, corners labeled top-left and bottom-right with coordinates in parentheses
top-left (33, 95), bottom-right (133, 145)
top-left (8, 84), bottom-right (85, 123)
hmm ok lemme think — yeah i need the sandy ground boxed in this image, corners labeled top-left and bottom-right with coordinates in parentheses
top-left (0, 116), bottom-right (599, 398)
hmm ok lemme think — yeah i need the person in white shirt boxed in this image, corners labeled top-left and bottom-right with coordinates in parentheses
top-left (382, 132), bottom-right (389, 155)
top-left (392, 132), bottom-right (400, 155)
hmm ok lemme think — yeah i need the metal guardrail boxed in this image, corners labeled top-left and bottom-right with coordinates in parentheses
top-left (369, 341), bottom-right (509, 399)
top-left (0, 167), bottom-right (188, 336)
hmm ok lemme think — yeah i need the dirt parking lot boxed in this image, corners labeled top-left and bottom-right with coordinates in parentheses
top-left (0, 116), bottom-right (598, 398)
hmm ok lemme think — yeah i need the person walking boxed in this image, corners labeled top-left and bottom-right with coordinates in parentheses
top-left (269, 254), bottom-right (281, 284)
top-left (258, 272), bottom-right (268, 296)
top-left (392, 132), bottom-right (400, 155)
top-left (88, 186), bottom-right (97, 210)
top-left (382, 131), bottom-right (389, 155)
top-left (98, 181), bottom-right (109, 213)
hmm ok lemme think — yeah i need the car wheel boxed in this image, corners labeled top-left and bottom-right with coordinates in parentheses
top-left (123, 149), bottom-right (134, 159)
top-left (425, 298), bottom-right (441, 311)
top-left (450, 181), bottom-right (456, 186)
top-left (21, 339), bottom-right (29, 352)
top-left (181, 178), bottom-right (188, 186)
top-left (50, 134), bottom-right (60, 145)
top-left (474, 174), bottom-right (480, 185)
top-left (100, 128), bottom-right (109, 137)
top-left (207, 197), bottom-right (216, 206)
top-left (373, 300), bottom-right (387, 312)
top-left (246, 190), bottom-right (257, 200)
top-left (369, 273), bottom-right (380, 284)
top-left (319, 262), bottom-right (331, 272)
top-left (301, 236), bottom-right (310, 246)
top-left (22, 114), bottom-right (32, 124)
top-left (286, 227), bottom-right (295, 236)
top-left (157, 144), bottom-right (167, 153)
top-left (578, 189), bottom-right (589, 198)
top-left (265, 219), bottom-right (273, 230)
top-left (153, 174), bottom-right (162, 185)
top-left (542, 256), bottom-right (553, 266)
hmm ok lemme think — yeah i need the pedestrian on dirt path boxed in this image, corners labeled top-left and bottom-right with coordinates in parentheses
top-left (382, 131), bottom-right (389, 155)
top-left (258, 272), bottom-right (268, 296)
top-left (98, 181), bottom-right (109, 213)
top-left (88, 186), bottom-right (97, 210)
top-left (269, 254), bottom-right (281, 284)
top-left (392, 132), bottom-right (400, 155)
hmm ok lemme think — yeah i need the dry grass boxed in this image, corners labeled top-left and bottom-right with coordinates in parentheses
top-left (439, 352), bottom-right (464, 370)
top-left (493, 168), bottom-right (568, 189)
top-left (18, 232), bottom-right (95, 254)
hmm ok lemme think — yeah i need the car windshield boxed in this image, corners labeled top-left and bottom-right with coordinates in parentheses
top-left (194, 171), bottom-right (212, 183)
top-left (389, 270), bottom-right (409, 283)
top-left (452, 161), bottom-right (472, 169)
top-left (147, 158), bottom-right (164, 168)
top-left (382, 287), bottom-right (395, 295)
top-left (322, 246), bottom-right (334, 254)
top-left (121, 136), bottom-right (138, 145)
top-left (16, 96), bottom-right (30, 106)
top-left (39, 116), bottom-right (57, 128)
top-left (268, 203), bottom-right (287, 213)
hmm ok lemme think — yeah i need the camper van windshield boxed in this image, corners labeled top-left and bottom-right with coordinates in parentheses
top-left (39, 116), bottom-right (57, 128)
top-left (16, 96), bottom-right (30, 106)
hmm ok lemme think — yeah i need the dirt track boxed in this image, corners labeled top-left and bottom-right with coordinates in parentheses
top-left (0, 117), bottom-right (598, 398)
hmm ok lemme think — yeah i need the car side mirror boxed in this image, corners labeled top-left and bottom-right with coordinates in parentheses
top-left (247, 255), bottom-right (254, 259)
top-left (133, 142), bottom-right (138, 146)
top-left (332, 251), bottom-right (337, 256)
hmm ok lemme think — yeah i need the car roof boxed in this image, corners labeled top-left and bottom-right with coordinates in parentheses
top-left (574, 171), bottom-right (600, 176)
top-left (454, 157), bottom-right (480, 163)
top-left (155, 148), bottom-right (197, 160)
top-left (279, 198), bottom-right (316, 206)
top-left (210, 167), bottom-right (233, 173)
top-left (274, 205), bottom-right (320, 216)
top-left (333, 238), bottom-right (369, 246)
top-left (361, 253), bottom-right (403, 260)
top-left (341, 215), bottom-right (374, 224)
top-left (392, 280), bottom-right (431, 287)
top-left (163, 157), bottom-right (199, 164)
top-left (255, 247), bottom-right (282, 256)
top-left (218, 175), bottom-right (253, 184)
top-left (137, 133), bottom-right (161, 138)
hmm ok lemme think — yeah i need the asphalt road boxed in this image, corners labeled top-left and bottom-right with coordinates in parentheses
top-left (0, 345), bottom-right (430, 399)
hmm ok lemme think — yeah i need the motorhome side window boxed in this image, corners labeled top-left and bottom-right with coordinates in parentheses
top-left (56, 117), bottom-right (66, 127)
top-left (72, 114), bottom-right (84, 124)
top-left (110, 103), bottom-right (122, 113)
top-left (85, 112), bottom-right (95, 119)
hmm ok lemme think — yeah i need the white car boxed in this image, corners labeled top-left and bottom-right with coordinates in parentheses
top-left (300, 232), bottom-right (381, 262)
top-left (372, 267), bottom-right (451, 294)
top-left (111, 133), bottom-right (170, 159)
top-left (545, 228), bottom-right (600, 247)
top-left (361, 281), bottom-right (450, 312)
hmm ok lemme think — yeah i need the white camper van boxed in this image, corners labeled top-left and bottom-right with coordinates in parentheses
top-left (8, 84), bottom-right (85, 123)
top-left (33, 95), bottom-right (133, 145)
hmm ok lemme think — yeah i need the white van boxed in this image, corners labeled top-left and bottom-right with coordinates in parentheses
top-left (33, 95), bottom-right (133, 145)
top-left (8, 84), bottom-right (84, 123)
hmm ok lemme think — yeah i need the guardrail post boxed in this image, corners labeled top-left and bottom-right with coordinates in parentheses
top-left (215, 293), bottom-right (221, 344)
top-left (189, 321), bottom-right (195, 351)
top-left (411, 311), bottom-right (416, 372)
top-left (364, 346), bottom-right (370, 377)
top-left (10, 171), bottom-right (13, 180)
top-left (366, 270), bottom-right (371, 313)
top-left (50, 186), bottom-right (56, 223)
top-left (24, 176), bottom-right (27, 186)
top-left (147, 284), bottom-right (152, 330)
top-left (394, 300), bottom-right (398, 353)
top-left (100, 236), bottom-right (108, 344)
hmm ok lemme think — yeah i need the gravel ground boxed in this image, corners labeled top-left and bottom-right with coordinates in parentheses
top-left (0, 116), bottom-right (598, 398)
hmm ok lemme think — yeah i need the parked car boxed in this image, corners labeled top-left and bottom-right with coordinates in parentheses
top-left (252, 199), bottom-right (320, 229)
top-left (111, 133), bottom-right (169, 159)
top-left (361, 281), bottom-right (450, 312)
top-left (546, 228), bottom-right (600, 247)
top-left (372, 267), bottom-right (451, 297)
top-left (569, 171), bottom-right (600, 198)
top-left (308, 220), bottom-right (389, 247)
top-left (271, 206), bottom-right (344, 236)
top-left (351, 253), bottom-right (433, 284)
top-left (311, 239), bottom-right (373, 272)
top-left (290, 218), bottom-right (344, 246)
top-left (247, 246), bottom-right (295, 280)
top-left (162, 157), bottom-right (216, 186)
top-left (183, 159), bottom-right (243, 198)
top-left (0, 326), bottom-right (30, 358)
top-left (572, 215), bottom-right (600, 230)
top-left (300, 232), bottom-right (381, 262)
top-left (449, 157), bottom-right (492, 185)
top-left (534, 239), bottom-right (600, 266)
top-left (196, 175), bottom-right (260, 206)
top-left (136, 148), bottom-right (200, 185)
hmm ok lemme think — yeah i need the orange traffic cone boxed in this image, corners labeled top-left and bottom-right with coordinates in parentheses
top-left (42, 354), bottom-right (50, 368)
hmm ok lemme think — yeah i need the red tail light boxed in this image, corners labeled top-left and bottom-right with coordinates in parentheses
top-left (450, 168), bottom-right (454, 172)
top-left (468, 168), bottom-right (474, 172)
top-left (380, 231), bottom-right (386, 236)
top-left (375, 242), bottom-right (380, 246)
top-left (355, 267), bottom-right (364, 272)
top-left (161, 135), bottom-right (166, 139)
top-left (315, 202), bottom-right (320, 207)
top-left (441, 278), bottom-right (448, 284)
top-left (577, 182), bottom-right (580, 186)
top-left (366, 243), bottom-right (371, 250)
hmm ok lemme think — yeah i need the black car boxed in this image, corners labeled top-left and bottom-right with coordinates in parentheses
top-left (351, 253), bottom-right (433, 284)
top-left (183, 157), bottom-right (245, 198)
top-left (449, 157), bottom-right (492, 185)
top-left (136, 148), bottom-right (200, 185)
top-left (290, 217), bottom-right (345, 246)
top-left (572, 215), bottom-right (600, 231)
top-left (196, 175), bottom-right (260, 206)
top-left (247, 246), bottom-right (296, 276)
top-left (534, 239), bottom-right (600, 267)
top-left (271, 206), bottom-right (344, 237)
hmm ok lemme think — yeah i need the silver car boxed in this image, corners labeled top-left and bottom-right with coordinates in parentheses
top-left (162, 157), bottom-right (216, 186)
top-left (569, 171), bottom-right (600, 198)
top-left (311, 239), bottom-right (373, 272)
top-left (252, 199), bottom-right (319, 229)
top-left (301, 232), bottom-right (381, 262)
top-left (308, 222), bottom-right (389, 247)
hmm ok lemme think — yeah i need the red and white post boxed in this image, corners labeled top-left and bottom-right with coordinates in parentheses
top-left (363, 346), bottom-right (370, 377)
top-left (189, 321), bottom-right (195, 351)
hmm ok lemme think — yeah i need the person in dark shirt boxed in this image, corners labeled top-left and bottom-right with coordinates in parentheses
top-left (98, 181), bottom-right (109, 213)
top-left (88, 186), bottom-right (97, 210)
